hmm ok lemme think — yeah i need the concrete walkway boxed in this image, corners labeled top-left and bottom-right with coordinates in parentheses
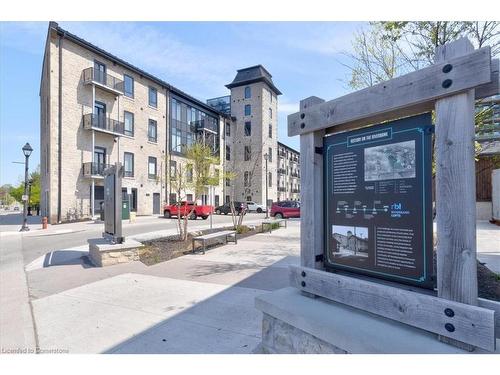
top-left (28, 222), bottom-right (300, 353)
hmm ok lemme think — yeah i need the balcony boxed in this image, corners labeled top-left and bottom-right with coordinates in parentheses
top-left (292, 189), bottom-right (300, 194)
top-left (291, 172), bottom-right (300, 178)
top-left (83, 113), bottom-right (125, 136)
top-left (82, 162), bottom-right (111, 178)
top-left (278, 187), bottom-right (286, 192)
top-left (82, 67), bottom-right (124, 95)
top-left (278, 168), bottom-right (286, 175)
top-left (193, 119), bottom-right (218, 134)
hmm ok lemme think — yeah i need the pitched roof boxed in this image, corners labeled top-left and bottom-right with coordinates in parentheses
top-left (226, 65), bottom-right (282, 95)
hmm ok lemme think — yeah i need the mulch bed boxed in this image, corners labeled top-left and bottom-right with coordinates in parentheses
top-left (139, 224), bottom-right (271, 266)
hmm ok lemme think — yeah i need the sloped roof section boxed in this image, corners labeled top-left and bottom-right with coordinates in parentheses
top-left (226, 65), bottom-right (282, 95)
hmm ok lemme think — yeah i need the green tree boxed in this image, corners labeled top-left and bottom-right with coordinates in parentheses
top-left (8, 167), bottom-right (41, 208)
top-left (0, 184), bottom-right (15, 206)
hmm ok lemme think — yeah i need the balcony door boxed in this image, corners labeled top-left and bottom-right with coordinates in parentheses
top-left (94, 61), bottom-right (106, 85)
top-left (94, 101), bottom-right (106, 129)
top-left (94, 147), bottom-right (106, 175)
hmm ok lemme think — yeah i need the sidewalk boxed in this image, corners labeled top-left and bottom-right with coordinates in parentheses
top-left (28, 222), bottom-right (300, 353)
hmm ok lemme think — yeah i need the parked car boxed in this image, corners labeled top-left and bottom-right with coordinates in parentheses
top-left (13, 206), bottom-right (20, 211)
top-left (270, 201), bottom-right (300, 219)
top-left (245, 201), bottom-right (265, 213)
top-left (163, 201), bottom-right (213, 220)
top-left (214, 202), bottom-right (247, 215)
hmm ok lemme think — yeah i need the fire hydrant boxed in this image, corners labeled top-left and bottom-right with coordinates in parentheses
top-left (42, 216), bottom-right (48, 230)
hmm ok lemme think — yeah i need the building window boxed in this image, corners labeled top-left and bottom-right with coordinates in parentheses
top-left (149, 86), bottom-right (157, 108)
top-left (244, 145), bottom-right (251, 161)
top-left (169, 193), bottom-right (177, 204)
top-left (268, 124), bottom-right (272, 138)
top-left (244, 86), bottom-right (251, 99)
top-left (186, 194), bottom-right (193, 202)
top-left (148, 119), bottom-right (157, 142)
top-left (269, 108), bottom-right (272, 119)
top-left (124, 74), bottom-right (134, 98)
top-left (244, 171), bottom-right (252, 187)
top-left (215, 195), bottom-right (220, 207)
top-left (268, 147), bottom-right (273, 163)
top-left (148, 157), bottom-right (157, 179)
top-left (246, 196), bottom-right (252, 201)
top-left (244, 121), bottom-right (251, 136)
top-left (186, 164), bottom-right (193, 183)
top-left (225, 177), bottom-right (230, 187)
top-left (226, 145), bottom-right (231, 161)
top-left (124, 152), bottom-right (134, 177)
top-left (269, 172), bottom-right (272, 187)
top-left (170, 160), bottom-right (177, 181)
top-left (225, 195), bottom-right (230, 203)
top-left (170, 97), bottom-right (219, 155)
top-left (124, 111), bottom-right (134, 137)
top-left (225, 123), bottom-right (231, 137)
top-left (245, 104), bottom-right (251, 116)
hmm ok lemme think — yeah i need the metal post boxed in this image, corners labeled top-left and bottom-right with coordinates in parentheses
top-left (210, 185), bottom-right (213, 229)
top-left (20, 153), bottom-right (30, 231)
top-left (265, 154), bottom-right (269, 219)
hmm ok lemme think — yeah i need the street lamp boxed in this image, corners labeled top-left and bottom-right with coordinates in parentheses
top-left (20, 142), bottom-right (33, 232)
top-left (264, 153), bottom-right (269, 219)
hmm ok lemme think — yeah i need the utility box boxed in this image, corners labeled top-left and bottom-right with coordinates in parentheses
top-left (492, 169), bottom-right (500, 222)
top-left (122, 200), bottom-right (130, 220)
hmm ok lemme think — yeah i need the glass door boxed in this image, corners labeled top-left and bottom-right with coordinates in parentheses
top-left (94, 61), bottom-right (106, 85)
top-left (94, 101), bottom-right (106, 129)
top-left (94, 147), bottom-right (106, 175)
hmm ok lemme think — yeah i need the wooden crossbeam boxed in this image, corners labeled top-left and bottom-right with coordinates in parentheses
top-left (288, 47), bottom-right (494, 136)
top-left (290, 265), bottom-right (496, 352)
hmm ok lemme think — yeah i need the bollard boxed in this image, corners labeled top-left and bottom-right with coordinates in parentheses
top-left (42, 216), bottom-right (48, 229)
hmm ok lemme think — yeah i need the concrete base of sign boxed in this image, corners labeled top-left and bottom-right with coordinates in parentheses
top-left (255, 287), bottom-right (500, 354)
top-left (88, 238), bottom-right (144, 267)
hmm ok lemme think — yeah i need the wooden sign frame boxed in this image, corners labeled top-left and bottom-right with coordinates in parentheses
top-left (288, 38), bottom-right (500, 352)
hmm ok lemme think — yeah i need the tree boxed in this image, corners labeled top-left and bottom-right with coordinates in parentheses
top-left (345, 22), bottom-right (500, 164)
top-left (0, 184), bottom-right (15, 206)
top-left (8, 167), bottom-right (41, 208)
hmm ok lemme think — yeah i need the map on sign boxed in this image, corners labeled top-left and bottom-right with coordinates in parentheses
top-left (323, 113), bottom-right (434, 289)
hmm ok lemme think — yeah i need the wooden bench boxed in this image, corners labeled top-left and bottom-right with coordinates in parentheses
top-left (192, 230), bottom-right (237, 254)
top-left (261, 219), bottom-right (287, 233)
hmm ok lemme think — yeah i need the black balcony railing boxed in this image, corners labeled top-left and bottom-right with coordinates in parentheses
top-left (292, 189), bottom-right (300, 193)
top-left (83, 162), bottom-right (111, 177)
top-left (83, 113), bottom-right (125, 135)
top-left (278, 187), bottom-right (286, 192)
top-left (291, 172), bottom-right (299, 178)
top-left (278, 168), bottom-right (286, 175)
top-left (82, 67), bottom-right (124, 94)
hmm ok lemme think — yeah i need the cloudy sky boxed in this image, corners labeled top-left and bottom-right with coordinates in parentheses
top-left (0, 21), bottom-right (364, 185)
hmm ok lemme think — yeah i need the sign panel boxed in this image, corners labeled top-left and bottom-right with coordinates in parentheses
top-left (22, 195), bottom-right (28, 201)
top-left (324, 113), bottom-right (434, 289)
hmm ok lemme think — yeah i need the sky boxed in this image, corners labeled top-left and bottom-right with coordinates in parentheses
top-left (0, 21), bottom-right (364, 186)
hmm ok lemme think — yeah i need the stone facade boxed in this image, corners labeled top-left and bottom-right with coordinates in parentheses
top-left (225, 71), bottom-right (280, 206)
top-left (258, 313), bottom-right (347, 354)
top-left (277, 142), bottom-right (301, 201)
top-left (40, 23), bottom-right (296, 223)
top-left (88, 238), bottom-right (143, 267)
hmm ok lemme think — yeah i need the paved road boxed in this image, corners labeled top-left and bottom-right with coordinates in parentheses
top-left (1, 212), bottom-right (267, 265)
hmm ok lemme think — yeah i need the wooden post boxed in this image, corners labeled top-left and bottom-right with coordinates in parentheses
top-left (435, 38), bottom-right (478, 351)
top-left (299, 96), bottom-right (325, 270)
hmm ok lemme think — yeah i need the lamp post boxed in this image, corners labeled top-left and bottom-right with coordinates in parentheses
top-left (20, 142), bottom-right (33, 232)
top-left (264, 153), bottom-right (269, 219)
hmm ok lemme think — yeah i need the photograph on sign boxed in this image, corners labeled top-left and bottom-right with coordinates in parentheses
top-left (364, 140), bottom-right (416, 181)
top-left (324, 113), bottom-right (434, 289)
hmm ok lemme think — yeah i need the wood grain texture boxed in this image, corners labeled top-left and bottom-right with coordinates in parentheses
top-left (288, 45), bottom-right (492, 136)
top-left (435, 38), bottom-right (478, 352)
top-left (299, 97), bottom-right (325, 269)
top-left (290, 265), bottom-right (496, 352)
top-left (478, 298), bottom-right (500, 338)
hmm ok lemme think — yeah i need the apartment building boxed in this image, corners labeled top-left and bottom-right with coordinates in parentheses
top-left (40, 22), bottom-right (298, 223)
top-left (221, 65), bottom-right (281, 207)
top-left (40, 22), bottom-right (228, 223)
top-left (277, 142), bottom-right (301, 201)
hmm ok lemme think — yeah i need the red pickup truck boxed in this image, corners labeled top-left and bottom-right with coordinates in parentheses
top-left (163, 201), bottom-right (213, 220)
